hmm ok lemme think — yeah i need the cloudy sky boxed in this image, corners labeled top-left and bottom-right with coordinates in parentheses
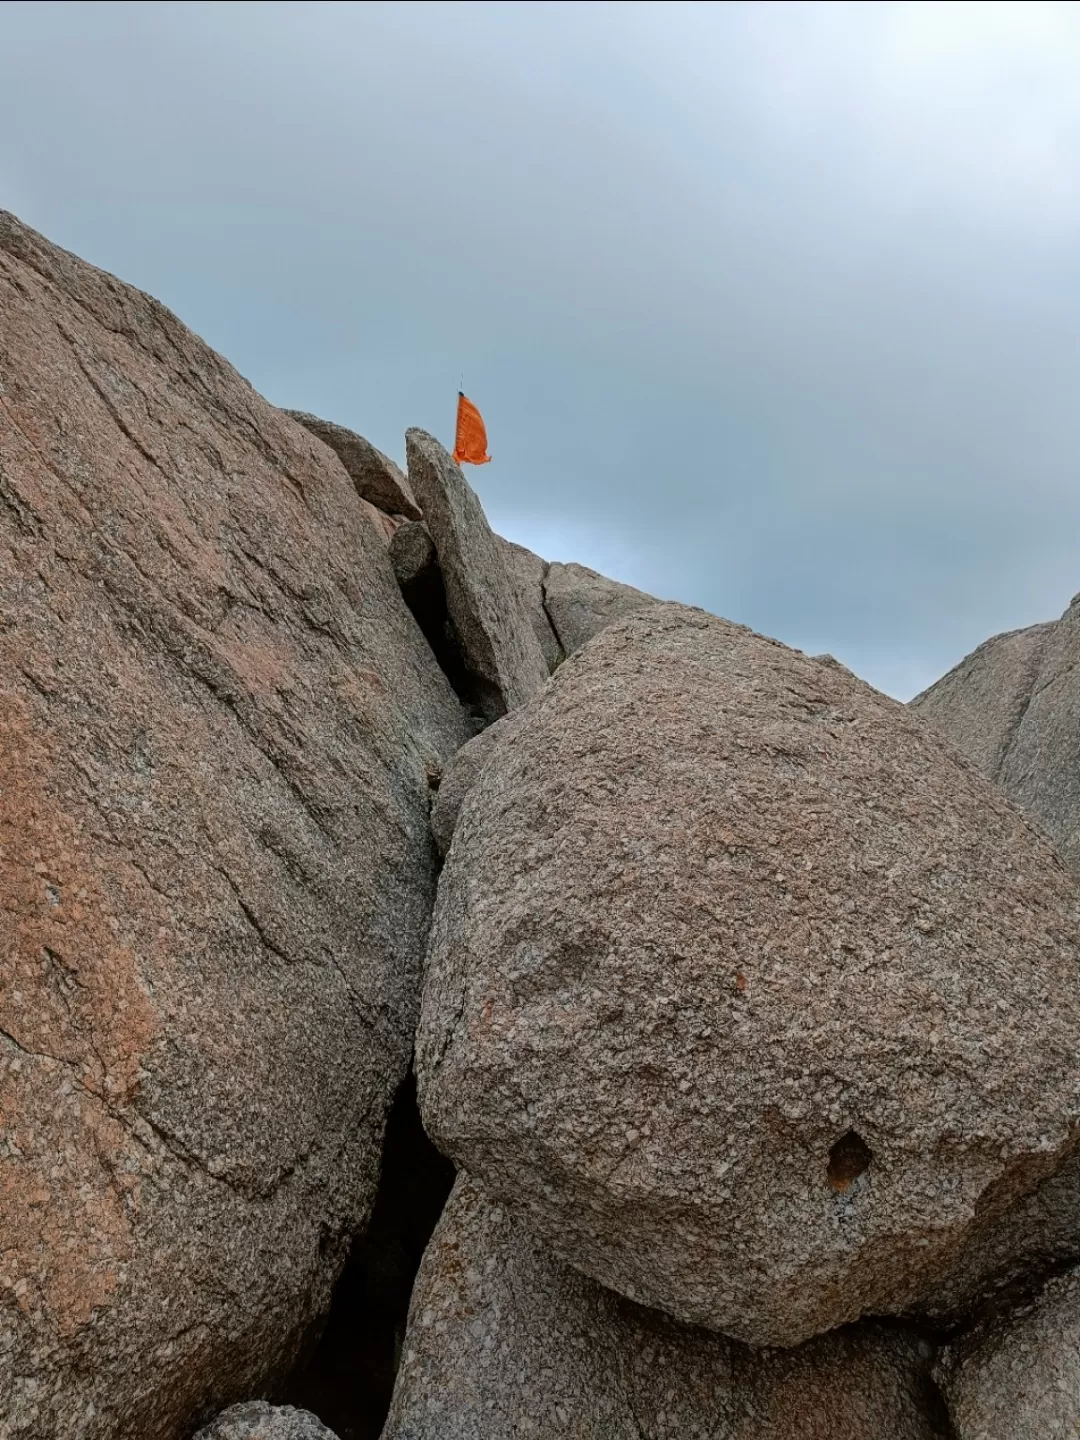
top-left (5, 1), bottom-right (1080, 697)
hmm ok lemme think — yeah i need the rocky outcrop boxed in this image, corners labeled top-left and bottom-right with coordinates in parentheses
top-left (193, 1404), bottom-right (339, 1440)
top-left (911, 599), bottom-right (1080, 869)
top-left (417, 604), bottom-right (1080, 1346)
top-left (16, 207), bottom-right (1080, 1440)
top-left (405, 430), bottom-right (549, 718)
top-left (496, 538), bottom-right (563, 671)
top-left (544, 558), bottom-right (657, 655)
top-left (383, 1174), bottom-right (950, 1440)
top-left (281, 411), bottom-right (421, 520)
top-left (935, 1267), bottom-right (1080, 1439)
top-left (0, 211), bottom-right (470, 1440)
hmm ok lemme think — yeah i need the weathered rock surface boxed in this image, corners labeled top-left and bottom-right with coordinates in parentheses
top-left (383, 1174), bottom-right (950, 1440)
top-left (911, 622), bottom-right (1052, 782)
top-left (405, 430), bottom-right (549, 718)
top-left (544, 558), bottom-right (657, 655)
top-left (417, 603), bottom-right (1080, 1346)
top-left (0, 212), bottom-right (470, 1439)
top-left (193, 1403), bottom-right (339, 1440)
top-left (388, 519), bottom-right (436, 590)
top-left (911, 1135), bottom-right (1080, 1324)
top-left (281, 410), bottom-right (421, 520)
top-left (912, 598), bottom-right (1080, 871)
top-left (430, 709), bottom-right (526, 858)
top-left (496, 537), bottom-right (563, 671)
top-left (935, 1266), bottom-right (1080, 1439)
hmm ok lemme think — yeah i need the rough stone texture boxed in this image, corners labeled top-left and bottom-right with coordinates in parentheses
top-left (911, 622), bottom-right (1052, 782)
top-left (911, 601), bottom-right (1080, 870)
top-left (383, 1174), bottom-right (950, 1440)
top-left (405, 430), bottom-right (549, 718)
top-left (193, 1403), bottom-right (338, 1440)
top-left (543, 558), bottom-right (657, 656)
top-left (911, 1136), bottom-right (1080, 1325)
top-left (0, 212), bottom-right (471, 1440)
top-left (430, 709), bottom-right (526, 859)
top-left (496, 537), bottom-right (563, 672)
top-left (935, 1267), bottom-right (1080, 1439)
top-left (417, 603), bottom-right (1080, 1346)
top-left (388, 520), bottom-right (436, 590)
top-left (281, 410), bottom-right (421, 520)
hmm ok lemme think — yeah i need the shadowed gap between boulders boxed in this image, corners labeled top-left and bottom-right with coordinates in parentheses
top-left (397, 564), bottom-right (499, 722)
top-left (280, 1072), bottom-right (455, 1440)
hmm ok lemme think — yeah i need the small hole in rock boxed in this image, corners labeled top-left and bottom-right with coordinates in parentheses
top-left (827, 1130), bottom-right (873, 1192)
top-left (281, 1071), bottom-right (455, 1438)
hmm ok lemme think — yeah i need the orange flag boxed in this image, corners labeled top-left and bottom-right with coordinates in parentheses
top-left (452, 391), bottom-right (491, 466)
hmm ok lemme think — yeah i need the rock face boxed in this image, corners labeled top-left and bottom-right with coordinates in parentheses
top-left (912, 599), bottom-right (1080, 871)
top-left (544, 558), bottom-right (657, 656)
top-left (935, 1267), bottom-right (1080, 1439)
top-left (496, 537), bottom-right (563, 671)
top-left (383, 1174), bottom-right (950, 1440)
top-left (193, 1403), bottom-right (339, 1440)
top-left (911, 1137), bottom-right (1080, 1325)
top-left (0, 212), bottom-right (470, 1439)
top-left (405, 430), bottom-right (549, 718)
top-left (388, 520), bottom-right (436, 591)
top-left (430, 709), bottom-right (526, 859)
top-left (281, 410), bottom-right (421, 520)
top-left (417, 604), bottom-right (1080, 1346)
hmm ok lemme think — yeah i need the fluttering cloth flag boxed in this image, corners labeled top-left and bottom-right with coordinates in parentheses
top-left (452, 391), bottom-right (491, 466)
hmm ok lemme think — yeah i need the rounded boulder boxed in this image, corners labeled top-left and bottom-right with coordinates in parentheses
top-left (417, 605), bottom-right (1080, 1346)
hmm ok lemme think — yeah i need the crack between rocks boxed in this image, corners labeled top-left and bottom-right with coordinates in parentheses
top-left (1, 1003), bottom-right (280, 1204)
top-left (85, 532), bottom-right (340, 845)
top-left (212, 862), bottom-right (382, 1039)
top-left (428, 979), bottom-right (468, 1082)
top-left (539, 561), bottom-right (569, 663)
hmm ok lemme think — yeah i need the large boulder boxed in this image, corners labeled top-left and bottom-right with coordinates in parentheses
top-left (405, 430), bottom-right (549, 718)
top-left (281, 410), bottom-right (421, 520)
top-left (495, 537), bottom-right (563, 671)
top-left (912, 597), bottom-right (1080, 870)
top-left (934, 1267), bottom-right (1080, 1439)
top-left (383, 1174), bottom-right (950, 1440)
top-left (417, 604), bottom-right (1080, 1346)
top-left (0, 212), bottom-right (470, 1439)
top-left (543, 558), bottom-right (657, 655)
top-left (193, 1404), bottom-right (338, 1440)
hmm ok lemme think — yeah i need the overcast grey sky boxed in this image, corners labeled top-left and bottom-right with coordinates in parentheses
top-left (5, 1), bottom-right (1080, 697)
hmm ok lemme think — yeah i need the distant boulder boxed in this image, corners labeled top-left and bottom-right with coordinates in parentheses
top-left (406, 429), bottom-right (549, 718)
top-left (282, 410), bottom-right (422, 520)
top-left (544, 558), bottom-right (657, 655)
top-left (496, 537), bottom-right (564, 671)
top-left (911, 600), bottom-right (1080, 869)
